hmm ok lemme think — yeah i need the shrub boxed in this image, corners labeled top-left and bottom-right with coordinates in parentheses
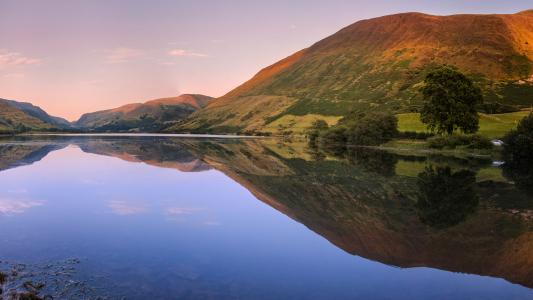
top-left (344, 113), bottom-right (398, 146)
top-left (397, 131), bottom-right (434, 140)
top-left (479, 102), bottom-right (520, 114)
top-left (427, 134), bottom-right (492, 149)
top-left (467, 135), bottom-right (493, 149)
top-left (316, 113), bottom-right (398, 146)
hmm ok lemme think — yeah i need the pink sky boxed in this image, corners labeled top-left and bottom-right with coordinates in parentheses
top-left (1, 0), bottom-right (531, 121)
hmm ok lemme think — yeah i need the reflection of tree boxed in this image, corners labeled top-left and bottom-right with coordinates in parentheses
top-left (503, 166), bottom-right (533, 196)
top-left (306, 148), bottom-right (326, 161)
top-left (416, 166), bottom-right (478, 228)
top-left (344, 147), bottom-right (398, 177)
top-left (502, 141), bottom-right (533, 196)
top-left (321, 145), bottom-right (397, 176)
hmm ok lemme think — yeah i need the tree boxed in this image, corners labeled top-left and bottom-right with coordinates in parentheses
top-left (344, 113), bottom-right (398, 146)
top-left (420, 66), bottom-right (483, 135)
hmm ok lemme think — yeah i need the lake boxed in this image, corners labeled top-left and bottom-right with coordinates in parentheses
top-left (0, 135), bottom-right (531, 299)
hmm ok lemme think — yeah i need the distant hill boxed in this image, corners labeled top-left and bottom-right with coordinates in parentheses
top-left (76, 94), bottom-right (214, 132)
top-left (172, 10), bottom-right (533, 133)
top-left (0, 98), bottom-right (70, 133)
top-left (0, 99), bottom-right (71, 129)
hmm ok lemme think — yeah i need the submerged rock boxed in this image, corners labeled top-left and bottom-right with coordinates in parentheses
top-left (0, 258), bottom-right (106, 300)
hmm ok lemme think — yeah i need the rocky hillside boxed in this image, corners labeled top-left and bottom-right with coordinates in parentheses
top-left (76, 94), bottom-right (213, 132)
top-left (172, 10), bottom-right (533, 133)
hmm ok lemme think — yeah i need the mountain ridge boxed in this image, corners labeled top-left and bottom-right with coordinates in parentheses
top-left (75, 94), bottom-right (214, 132)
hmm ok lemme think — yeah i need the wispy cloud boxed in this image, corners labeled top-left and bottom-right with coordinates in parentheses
top-left (0, 49), bottom-right (40, 68)
top-left (168, 49), bottom-right (208, 58)
top-left (105, 47), bottom-right (144, 63)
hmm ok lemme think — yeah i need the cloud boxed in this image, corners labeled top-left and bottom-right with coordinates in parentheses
top-left (108, 200), bottom-right (147, 215)
top-left (105, 47), bottom-right (144, 63)
top-left (0, 198), bottom-right (44, 215)
top-left (168, 49), bottom-right (208, 58)
top-left (0, 49), bottom-right (40, 68)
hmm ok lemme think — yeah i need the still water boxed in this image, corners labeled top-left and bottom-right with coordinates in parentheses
top-left (0, 135), bottom-right (531, 299)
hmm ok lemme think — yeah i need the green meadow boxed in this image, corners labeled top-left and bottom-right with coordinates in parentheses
top-left (397, 111), bottom-right (531, 139)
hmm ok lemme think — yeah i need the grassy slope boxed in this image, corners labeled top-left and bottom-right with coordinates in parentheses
top-left (177, 10), bottom-right (533, 133)
top-left (262, 114), bottom-right (342, 134)
top-left (398, 111), bottom-right (530, 138)
top-left (0, 102), bottom-right (55, 132)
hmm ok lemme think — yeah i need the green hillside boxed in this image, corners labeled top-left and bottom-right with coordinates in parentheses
top-left (170, 10), bottom-right (533, 134)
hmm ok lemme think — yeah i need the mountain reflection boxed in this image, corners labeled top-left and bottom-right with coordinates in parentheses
top-left (0, 136), bottom-right (531, 288)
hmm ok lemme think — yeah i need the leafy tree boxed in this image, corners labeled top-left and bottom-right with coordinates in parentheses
top-left (416, 166), bottom-right (479, 228)
top-left (502, 113), bottom-right (533, 195)
top-left (420, 66), bottom-right (483, 135)
top-left (344, 113), bottom-right (398, 146)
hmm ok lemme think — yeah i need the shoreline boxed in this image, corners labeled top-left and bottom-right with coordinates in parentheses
top-left (13, 132), bottom-right (268, 139)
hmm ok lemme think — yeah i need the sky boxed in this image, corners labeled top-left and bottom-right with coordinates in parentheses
top-left (1, 0), bottom-right (532, 121)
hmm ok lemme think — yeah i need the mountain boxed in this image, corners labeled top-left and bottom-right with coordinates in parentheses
top-left (76, 94), bottom-right (214, 132)
top-left (0, 98), bottom-right (71, 129)
top-left (0, 99), bottom-right (69, 133)
top-left (171, 10), bottom-right (533, 133)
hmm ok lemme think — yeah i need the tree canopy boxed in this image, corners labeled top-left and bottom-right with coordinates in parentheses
top-left (420, 66), bottom-right (483, 135)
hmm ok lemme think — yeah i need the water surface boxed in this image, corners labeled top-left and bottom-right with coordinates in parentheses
top-left (0, 136), bottom-right (531, 299)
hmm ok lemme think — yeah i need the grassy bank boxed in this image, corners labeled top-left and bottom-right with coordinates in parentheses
top-left (397, 111), bottom-right (531, 139)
